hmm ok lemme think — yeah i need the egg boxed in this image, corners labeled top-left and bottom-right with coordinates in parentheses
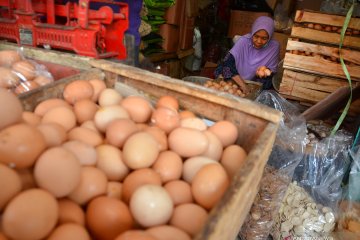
top-left (80, 120), bottom-right (101, 134)
top-left (0, 67), bottom-right (20, 88)
top-left (63, 80), bottom-right (94, 105)
top-left (130, 184), bottom-right (173, 227)
top-left (143, 126), bottom-right (168, 151)
top-left (146, 225), bottom-right (191, 240)
top-left (73, 99), bottom-right (99, 124)
top-left (33, 75), bottom-right (53, 86)
top-left (151, 107), bottom-right (180, 134)
top-left (34, 98), bottom-right (72, 117)
top-left (208, 120), bottom-right (238, 147)
top-left (168, 127), bottom-right (209, 158)
top-left (122, 132), bottom-right (159, 169)
top-left (121, 96), bottom-right (153, 123)
top-left (115, 230), bottom-right (157, 240)
top-left (0, 88), bottom-right (23, 130)
top-left (180, 117), bottom-right (207, 131)
top-left (14, 81), bottom-right (40, 95)
top-left (182, 156), bottom-right (219, 183)
top-left (68, 166), bottom-right (108, 205)
top-left (169, 203), bottom-right (208, 237)
top-left (164, 180), bottom-right (193, 206)
top-left (0, 123), bottom-right (46, 169)
top-left (105, 119), bottom-right (138, 148)
top-left (191, 164), bottom-right (230, 209)
top-left (94, 105), bottom-right (130, 132)
top-left (22, 111), bottom-right (41, 126)
top-left (15, 168), bottom-right (37, 190)
top-left (11, 60), bottom-right (36, 81)
top-left (179, 110), bottom-right (196, 119)
top-left (62, 140), bottom-right (97, 166)
top-left (156, 95), bottom-right (179, 111)
top-left (96, 144), bottom-right (130, 181)
top-left (0, 164), bottom-right (22, 211)
top-left (41, 106), bottom-right (77, 131)
top-left (201, 131), bottom-right (223, 161)
top-left (107, 181), bottom-right (122, 199)
top-left (220, 144), bottom-right (247, 179)
top-left (58, 198), bottom-right (86, 226)
top-left (34, 147), bottom-right (81, 197)
top-left (122, 168), bottom-right (162, 203)
top-left (47, 223), bottom-right (91, 240)
top-left (98, 88), bottom-right (123, 107)
top-left (37, 123), bottom-right (67, 147)
top-left (0, 50), bottom-right (22, 67)
top-left (2, 189), bottom-right (58, 240)
top-left (152, 150), bottom-right (183, 183)
top-left (89, 79), bottom-right (107, 102)
top-left (86, 196), bottom-right (134, 240)
top-left (67, 126), bottom-right (103, 147)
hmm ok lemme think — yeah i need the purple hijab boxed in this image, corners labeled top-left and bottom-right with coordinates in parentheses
top-left (229, 16), bottom-right (280, 80)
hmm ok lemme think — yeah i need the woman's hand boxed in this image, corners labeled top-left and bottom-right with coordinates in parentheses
top-left (256, 66), bottom-right (272, 78)
top-left (232, 75), bottom-right (249, 95)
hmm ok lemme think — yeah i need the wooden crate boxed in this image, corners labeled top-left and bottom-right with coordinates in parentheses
top-left (19, 58), bottom-right (281, 240)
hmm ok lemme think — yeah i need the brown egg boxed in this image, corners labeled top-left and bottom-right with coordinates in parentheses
top-left (180, 117), bottom-right (207, 131)
top-left (168, 127), bottom-right (209, 158)
top-left (33, 75), bottom-right (53, 86)
top-left (73, 99), bottom-right (99, 124)
top-left (144, 126), bottom-right (168, 151)
top-left (0, 88), bottom-right (23, 130)
top-left (11, 60), bottom-right (36, 80)
top-left (105, 119), bottom-right (138, 148)
top-left (58, 198), bottom-right (86, 226)
top-left (146, 225), bottom-right (191, 240)
top-left (115, 230), bottom-right (157, 240)
top-left (96, 144), bottom-right (130, 181)
top-left (67, 126), bottom-right (103, 147)
top-left (34, 98), bottom-right (72, 117)
top-left (0, 123), bottom-right (46, 169)
top-left (122, 132), bottom-right (159, 169)
top-left (107, 181), bottom-right (122, 199)
top-left (22, 111), bottom-right (41, 126)
top-left (0, 67), bottom-right (20, 88)
top-left (182, 156), bottom-right (219, 183)
top-left (98, 88), bottom-right (123, 107)
top-left (62, 140), bottom-right (97, 166)
top-left (156, 95), bottom-right (179, 111)
top-left (15, 168), bottom-right (37, 190)
top-left (14, 80), bottom-right (40, 95)
top-left (89, 79), bottom-right (107, 102)
top-left (121, 96), bottom-right (153, 123)
top-left (68, 166), bottom-right (108, 205)
top-left (122, 168), bottom-right (162, 203)
top-left (63, 80), bottom-right (94, 105)
top-left (201, 131), bottom-right (223, 161)
top-left (86, 196), bottom-right (134, 240)
top-left (2, 189), bottom-right (58, 240)
top-left (47, 223), bottom-right (91, 240)
top-left (152, 150), bottom-right (183, 183)
top-left (151, 107), bottom-right (180, 134)
top-left (0, 164), bottom-right (22, 211)
top-left (34, 147), bottom-right (81, 197)
top-left (208, 120), bottom-right (238, 147)
top-left (0, 50), bottom-right (22, 67)
top-left (179, 110), bottom-right (196, 119)
top-left (136, 123), bottom-right (148, 131)
top-left (164, 180), bottom-right (193, 206)
top-left (0, 232), bottom-right (8, 240)
top-left (41, 106), bottom-right (76, 131)
top-left (221, 145), bottom-right (247, 179)
top-left (191, 164), bottom-right (230, 210)
top-left (169, 203), bottom-right (208, 237)
top-left (37, 123), bottom-right (67, 147)
top-left (94, 105), bottom-right (130, 132)
top-left (130, 184), bottom-right (173, 227)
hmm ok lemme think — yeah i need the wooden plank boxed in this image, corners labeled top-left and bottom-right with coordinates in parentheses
top-left (294, 10), bottom-right (360, 29)
top-left (291, 26), bottom-right (360, 49)
top-left (89, 59), bottom-right (282, 125)
top-left (283, 52), bottom-right (360, 81)
top-left (279, 79), bottom-right (329, 102)
top-left (286, 40), bottom-right (360, 65)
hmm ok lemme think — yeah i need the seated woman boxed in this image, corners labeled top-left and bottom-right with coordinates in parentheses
top-left (214, 16), bottom-right (280, 93)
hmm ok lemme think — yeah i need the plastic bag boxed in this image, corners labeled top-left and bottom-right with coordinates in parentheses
top-left (239, 91), bottom-right (307, 240)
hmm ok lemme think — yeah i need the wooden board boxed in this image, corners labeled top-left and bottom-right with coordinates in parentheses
top-left (291, 27), bottom-right (360, 49)
top-left (283, 52), bottom-right (360, 81)
top-left (294, 10), bottom-right (360, 29)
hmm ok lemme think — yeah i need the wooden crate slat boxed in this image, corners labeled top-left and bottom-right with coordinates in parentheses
top-left (291, 26), bottom-right (360, 49)
top-left (283, 52), bottom-right (360, 81)
top-left (294, 10), bottom-right (360, 29)
top-left (286, 40), bottom-right (360, 65)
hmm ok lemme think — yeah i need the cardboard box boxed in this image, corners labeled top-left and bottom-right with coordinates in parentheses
top-left (164, 0), bottom-right (185, 26)
top-left (159, 24), bottom-right (180, 53)
top-left (272, 32), bottom-right (289, 60)
top-left (228, 10), bottom-right (271, 38)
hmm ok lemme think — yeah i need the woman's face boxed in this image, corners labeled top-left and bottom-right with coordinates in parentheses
top-left (252, 29), bottom-right (269, 49)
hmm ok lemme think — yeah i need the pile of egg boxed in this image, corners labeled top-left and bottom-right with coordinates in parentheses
top-left (0, 79), bottom-right (248, 240)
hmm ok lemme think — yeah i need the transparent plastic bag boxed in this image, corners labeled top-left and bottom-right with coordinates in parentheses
top-left (239, 91), bottom-right (307, 240)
